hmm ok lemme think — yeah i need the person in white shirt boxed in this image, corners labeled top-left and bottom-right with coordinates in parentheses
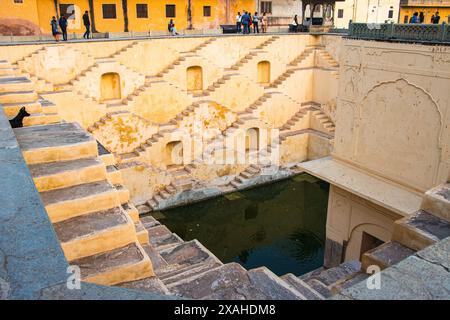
top-left (236, 12), bottom-right (242, 33)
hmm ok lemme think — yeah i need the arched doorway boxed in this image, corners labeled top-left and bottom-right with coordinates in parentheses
top-left (186, 66), bottom-right (203, 92)
top-left (166, 140), bottom-right (183, 166)
top-left (257, 61), bottom-right (270, 84)
top-left (100, 72), bottom-right (121, 101)
top-left (245, 127), bottom-right (260, 164)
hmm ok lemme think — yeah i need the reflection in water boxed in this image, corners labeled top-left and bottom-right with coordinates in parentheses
top-left (152, 173), bottom-right (329, 276)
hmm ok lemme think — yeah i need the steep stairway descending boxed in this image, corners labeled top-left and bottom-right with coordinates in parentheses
top-left (0, 63), bottom-right (60, 126)
top-left (144, 165), bottom-right (194, 212)
top-left (13, 121), bottom-right (156, 286)
top-left (108, 41), bottom-right (140, 59)
top-left (151, 38), bottom-right (217, 80)
top-left (118, 101), bottom-right (202, 164)
top-left (222, 36), bottom-right (280, 73)
top-left (311, 108), bottom-right (335, 134)
top-left (255, 35), bottom-right (280, 50)
top-left (87, 110), bottom-right (130, 133)
top-left (235, 92), bottom-right (274, 117)
top-left (279, 108), bottom-right (310, 132)
top-left (229, 164), bottom-right (262, 189)
top-left (316, 49), bottom-right (339, 68)
top-left (297, 260), bottom-right (365, 298)
top-left (267, 47), bottom-right (316, 89)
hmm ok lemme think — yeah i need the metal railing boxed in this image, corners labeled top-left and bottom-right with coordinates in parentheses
top-left (348, 22), bottom-right (450, 43)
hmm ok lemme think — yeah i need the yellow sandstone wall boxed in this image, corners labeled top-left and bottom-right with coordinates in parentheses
top-left (0, 34), bottom-right (338, 204)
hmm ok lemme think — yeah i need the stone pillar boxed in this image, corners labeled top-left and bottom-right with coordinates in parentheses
top-left (324, 238), bottom-right (345, 268)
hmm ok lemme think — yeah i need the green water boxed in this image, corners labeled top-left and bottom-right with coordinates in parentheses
top-left (152, 173), bottom-right (329, 276)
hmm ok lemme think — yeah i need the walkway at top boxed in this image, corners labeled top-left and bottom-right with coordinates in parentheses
top-left (0, 29), bottom-right (346, 47)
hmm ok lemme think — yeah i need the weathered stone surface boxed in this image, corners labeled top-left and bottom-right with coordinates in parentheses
top-left (337, 254), bottom-right (450, 300)
top-left (169, 263), bottom-right (267, 300)
top-left (306, 279), bottom-right (332, 298)
top-left (247, 267), bottom-right (305, 300)
top-left (118, 276), bottom-right (171, 295)
top-left (142, 244), bottom-right (168, 272)
top-left (159, 240), bottom-right (221, 268)
top-left (323, 237), bottom-right (344, 268)
top-left (140, 215), bottom-right (160, 229)
top-left (362, 241), bottom-right (415, 271)
top-left (281, 273), bottom-right (325, 300)
top-left (393, 210), bottom-right (450, 251)
top-left (14, 122), bottom-right (94, 151)
top-left (304, 260), bottom-right (361, 286)
top-left (71, 242), bottom-right (153, 285)
top-left (422, 183), bottom-right (450, 222)
top-left (416, 236), bottom-right (450, 271)
top-left (40, 281), bottom-right (179, 300)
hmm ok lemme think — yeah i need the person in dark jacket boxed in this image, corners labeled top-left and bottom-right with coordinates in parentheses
top-left (59, 15), bottom-right (68, 41)
top-left (83, 11), bottom-right (90, 39)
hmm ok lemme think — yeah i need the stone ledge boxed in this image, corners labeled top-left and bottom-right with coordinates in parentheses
top-left (299, 157), bottom-right (422, 216)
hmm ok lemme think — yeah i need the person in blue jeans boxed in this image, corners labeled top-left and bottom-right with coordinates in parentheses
top-left (241, 11), bottom-right (250, 34)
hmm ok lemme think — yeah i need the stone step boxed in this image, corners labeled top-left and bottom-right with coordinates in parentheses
top-left (0, 76), bottom-right (34, 92)
top-left (117, 276), bottom-right (171, 295)
top-left (141, 243), bottom-right (169, 273)
top-left (302, 260), bottom-right (361, 287)
top-left (329, 272), bottom-right (369, 295)
top-left (114, 184), bottom-right (130, 204)
top-left (2, 101), bottom-right (42, 117)
top-left (29, 158), bottom-right (106, 192)
top-left (247, 267), bottom-right (306, 300)
top-left (171, 178), bottom-right (193, 191)
top-left (306, 279), bottom-right (332, 298)
top-left (0, 67), bottom-right (19, 76)
top-left (392, 209), bottom-right (450, 251)
top-left (122, 202), bottom-right (139, 223)
top-left (280, 273), bottom-right (325, 300)
top-left (23, 113), bottom-right (61, 127)
top-left (157, 240), bottom-right (223, 285)
top-left (72, 242), bottom-right (153, 286)
top-left (14, 122), bottom-right (98, 165)
top-left (53, 206), bottom-right (136, 261)
top-left (0, 90), bottom-right (37, 104)
top-left (135, 220), bottom-right (149, 245)
top-left (169, 262), bottom-right (293, 300)
top-left (361, 241), bottom-right (415, 271)
top-left (421, 182), bottom-right (450, 222)
top-left (40, 180), bottom-right (121, 223)
top-left (147, 224), bottom-right (183, 251)
top-left (140, 215), bottom-right (161, 229)
top-left (106, 165), bottom-right (123, 185)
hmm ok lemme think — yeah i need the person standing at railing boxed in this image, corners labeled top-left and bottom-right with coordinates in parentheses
top-left (409, 12), bottom-right (418, 23)
top-left (253, 12), bottom-right (260, 33)
top-left (261, 12), bottom-right (267, 33)
top-left (59, 15), bottom-right (68, 41)
top-left (241, 11), bottom-right (250, 34)
top-left (50, 17), bottom-right (60, 41)
top-left (432, 12), bottom-right (441, 24)
top-left (83, 11), bottom-right (91, 39)
top-left (419, 12), bottom-right (424, 23)
top-left (236, 12), bottom-right (242, 33)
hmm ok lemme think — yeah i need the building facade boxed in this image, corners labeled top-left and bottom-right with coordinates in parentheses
top-left (399, 0), bottom-right (450, 24)
top-left (0, 0), bottom-right (255, 35)
top-left (333, 0), bottom-right (400, 28)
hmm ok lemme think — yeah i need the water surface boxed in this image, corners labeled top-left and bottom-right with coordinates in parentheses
top-left (152, 173), bottom-right (329, 276)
